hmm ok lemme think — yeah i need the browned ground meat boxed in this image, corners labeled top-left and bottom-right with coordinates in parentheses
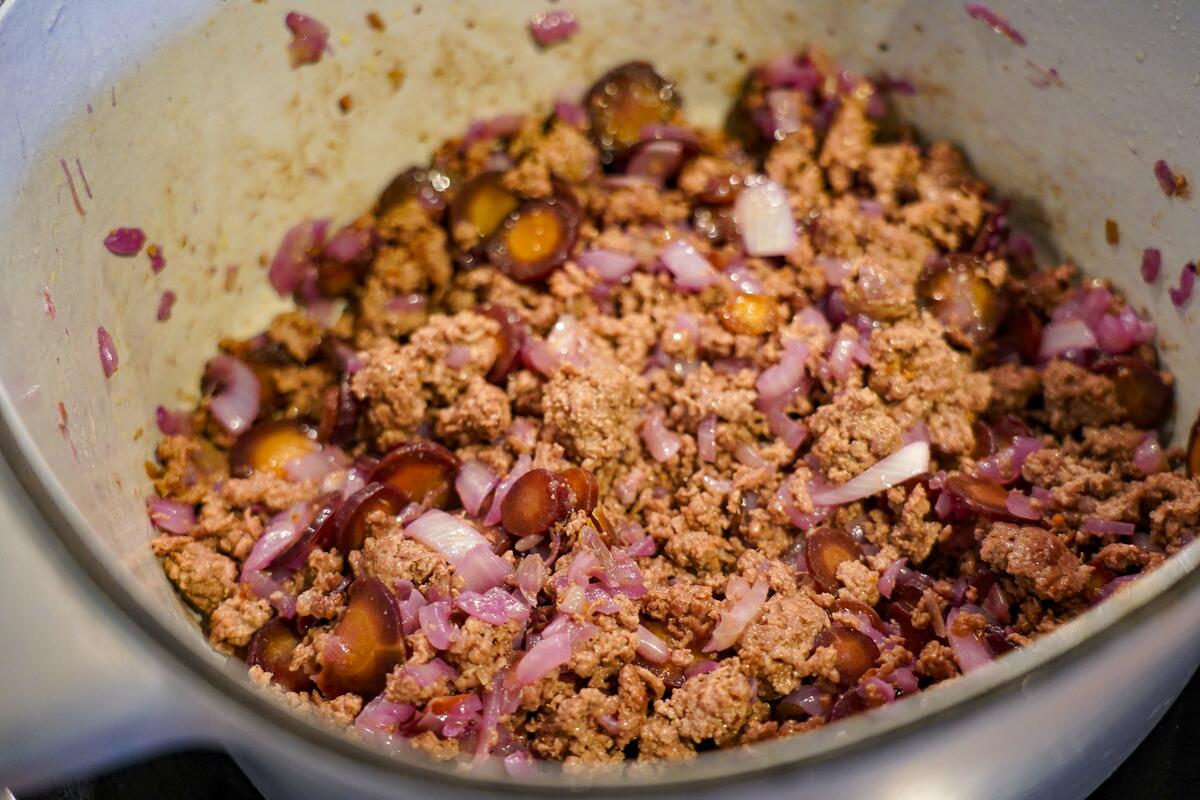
top-left (148, 50), bottom-right (1185, 769)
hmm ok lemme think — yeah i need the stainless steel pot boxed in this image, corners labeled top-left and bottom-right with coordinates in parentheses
top-left (1, 1), bottom-right (1198, 797)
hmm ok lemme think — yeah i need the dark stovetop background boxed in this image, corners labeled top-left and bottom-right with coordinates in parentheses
top-left (25, 668), bottom-right (1200, 800)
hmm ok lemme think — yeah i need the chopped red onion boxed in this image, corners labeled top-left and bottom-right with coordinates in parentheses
top-left (764, 405), bottom-right (808, 450)
top-left (696, 415), bottom-right (718, 463)
top-left (103, 227), bottom-right (146, 256)
top-left (1005, 490), bottom-right (1041, 521)
top-left (554, 94), bottom-right (587, 128)
top-left (402, 658), bottom-right (458, 689)
top-left (205, 354), bottom-right (260, 434)
top-left (878, 557), bottom-right (908, 600)
top-left (1093, 574), bottom-right (1139, 605)
top-left (397, 583), bottom-right (427, 635)
top-left (614, 468), bottom-right (644, 505)
top-left (659, 240), bottom-right (717, 291)
top-left (445, 344), bottom-right (470, 370)
top-left (622, 533), bottom-right (657, 558)
top-left (757, 340), bottom-right (809, 401)
top-left (146, 244), bottom-right (166, 274)
top-left (1169, 262), bottom-right (1196, 308)
top-left (578, 249), bottom-right (638, 282)
top-left (758, 89), bottom-right (805, 140)
top-left (483, 453), bottom-right (532, 526)
top-left (285, 12), bottom-right (329, 67)
top-left (325, 226), bottom-right (372, 263)
top-left (683, 660), bottom-right (719, 681)
top-left (640, 406), bottom-right (683, 463)
top-left (965, 3), bottom-right (1026, 45)
top-left (1141, 248), bottom-right (1163, 284)
top-left (1154, 159), bottom-right (1186, 197)
top-left (1038, 319), bottom-right (1097, 360)
top-left (405, 508), bottom-right (491, 561)
top-left (457, 587), bottom-right (531, 626)
top-left (515, 554), bottom-right (546, 605)
top-left (810, 441), bottom-right (930, 506)
top-left (519, 337), bottom-right (561, 377)
top-left (384, 293), bottom-right (427, 314)
top-left (626, 140), bottom-right (686, 185)
top-left (463, 114), bottom-right (525, 149)
top-left (734, 175), bottom-right (798, 256)
top-left (723, 261), bottom-right (766, 295)
top-left (514, 623), bottom-right (595, 685)
top-left (823, 329), bottom-right (862, 384)
top-left (635, 624), bottom-right (671, 664)
top-left (155, 290), bottom-right (176, 322)
top-left (242, 502), bottom-right (312, 582)
top-left (1133, 432), bottom-right (1167, 476)
top-left (455, 460), bottom-right (498, 517)
top-left (975, 436), bottom-right (1042, 484)
top-left (418, 601), bottom-right (459, 650)
top-left (269, 218), bottom-right (328, 297)
top-left (283, 447), bottom-right (348, 483)
top-left (355, 694), bottom-right (416, 748)
top-left (946, 605), bottom-right (995, 673)
top-left (155, 405), bottom-right (193, 436)
top-left (734, 442), bottom-right (772, 471)
top-left (1081, 518), bottom-right (1135, 537)
top-left (545, 314), bottom-right (592, 368)
top-left (528, 9), bottom-right (578, 46)
top-left (96, 327), bottom-right (118, 378)
top-left (146, 497), bottom-right (195, 534)
top-left (703, 576), bottom-right (769, 651)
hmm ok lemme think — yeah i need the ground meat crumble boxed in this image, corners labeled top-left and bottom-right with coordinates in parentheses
top-left (146, 50), bottom-right (1187, 771)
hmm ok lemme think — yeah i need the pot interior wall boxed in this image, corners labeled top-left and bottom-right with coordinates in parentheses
top-left (0, 0), bottom-right (1196, 687)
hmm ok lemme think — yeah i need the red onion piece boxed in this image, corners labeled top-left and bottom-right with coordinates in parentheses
top-left (284, 447), bottom-right (349, 483)
top-left (614, 468), bottom-right (644, 506)
top-left (269, 218), bottom-right (328, 296)
top-left (703, 576), bottom-right (769, 652)
top-left (156, 290), bottom-right (176, 322)
top-left (635, 624), bottom-right (671, 664)
top-left (764, 405), bottom-right (808, 450)
top-left (456, 587), bottom-right (531, 626)
top-left (878, 557), bottom-right (908, 600)
top-left (405, 508), bottom-right (492, 561)
top-left (515, 554), bottom-right (546, 605)
top-left (965, 3), bottom-right (1027, 45)
top-left (734, 442), bottom-right (771, 471)
top-left (975, 436), bottom-right (1042, 484)
top-left (205, 354), bottom-right (261, 435)
top-left (155, 405), bottom-right (193, 436)
top-left (147, 244), bottom-right (166, 274)
top-left (1038, 319), bottom-right (1097, 360)
top-left (528, 9), bottom-right (578, 46)
top-left (418, 601), bottom-right (459, 650)
top-left (1081, 518), bottom-right (1136, 537)
top-left (514, 624), bottom-right (595, 686)
top-left (103, 227), bottom-right (146, 256)
top-left (1004, 490), bottom-right (1041, 521)
top-left (1154, 159), bottom-right (1185, 197)
top-left (823, 329), bottom-right (862, 384)
top-left (946, 605), bottom-right (996, 673)
top-left (697, 415), bottom-right (718, 463)
top-left (545, 314), bottom-right (592, 368)
top-left (640, 406), bottom-right (683, 463)
top-left (483, 454), bottom-right (532, 526)
top-left (639, 124), bottom-right (702, 148)
top-left (1093, 574), bottom-right (1139, 605)
top-left (455, 460), bottom-right (499, 517)
top-left (659, 240), bottom-right (717, 291)
top-left (578, 249), bottom-right (638, 282)
top-left (384, 293), bottom-right (427, 314)
top-left (555, 94), bottom-right (587, 127)
top-left (519, 337), bottom-right (561, 377)
top-left (757, 340), bottom-right (809, 401)
top-left (146, 497), bottom-right (195, 534)
top-left (456, 543), bottom-right (514, 594)
top-left (723, 261), bottom-right (766, 295)
top-left (355, 694), bottom-right (416, 748)
top-left (1133, 432), bottom-right (1167, 476)
top-left (810, 441), bottom-right (930, 506)
top-left (325, 226), bottom-right (372, 263)
top-left (1169, 262), bottom-right (1196, 308)
top-left (463, 114), bottom-right (524, 149)
top-left (285, 12), bottom-right (329, 67)
top-left (817, 256), bottom-right (853, 287)
top-left (445, 344), bottom-right (470, 370)
top-left (242, 502), bottom-right (312, 581)
top-left (97, 327), bottom-right (118, 378)
top-left (402, 658), bottom-right (458, 689)
top-left (780, 685), bottom-right (830, 719)
top-left (734, 176), bottom-right (797, 256)
top-left (397, 583), bottom-right (427, 635)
